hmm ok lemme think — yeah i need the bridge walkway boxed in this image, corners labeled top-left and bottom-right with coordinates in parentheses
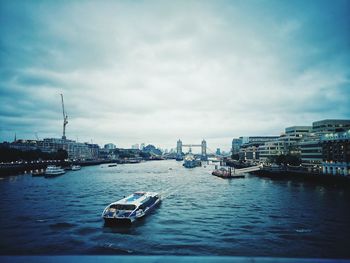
top-left (233, 165), bottom-right (261, 174)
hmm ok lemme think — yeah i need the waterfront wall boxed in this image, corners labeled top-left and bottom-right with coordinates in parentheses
top-left (0, 159), bottom-right (117, 176)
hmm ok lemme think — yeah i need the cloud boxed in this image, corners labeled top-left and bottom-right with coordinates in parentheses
top-left (0, 0), bottom-right (349, 151)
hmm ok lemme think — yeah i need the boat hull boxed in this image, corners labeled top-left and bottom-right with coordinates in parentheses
top-left (212, 171), bottom-right (245, 179)
top-left (103, 217), bottom-right (133, 226)
top-left (183, 161), bottom-right (201, 168)
top-left (44, 171), bottom-right (65, 178)
top-left (142, 198), bottom-right (161, 217)
top-left (32, 171), bottom-right (45, 177)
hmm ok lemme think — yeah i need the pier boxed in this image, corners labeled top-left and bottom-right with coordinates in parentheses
top-left (233, 165), bottom-right (261, 174)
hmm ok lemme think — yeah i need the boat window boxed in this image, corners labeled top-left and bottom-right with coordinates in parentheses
top-left (110, 204), bottom-right (136, 210)
top-left (140, 196), bottom-right (158, 208)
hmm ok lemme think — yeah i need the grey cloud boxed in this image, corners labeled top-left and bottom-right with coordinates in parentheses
top-left (1, 1), bottom-right (349, 150)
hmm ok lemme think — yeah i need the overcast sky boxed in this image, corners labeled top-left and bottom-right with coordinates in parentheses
top-left (0, 0), bottom-right (349, 152)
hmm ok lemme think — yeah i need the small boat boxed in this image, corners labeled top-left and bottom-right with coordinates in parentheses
top-left (44, 165), bottom-right (65, 177)
top-left (175, 156), bottom-right (183, 161)
top-left (183, 153), bottom-right (201, 168)
top-left (102, 191), bottom-right (161, 225)
top-left (71, 165), bottom-right (81, 171)
top-left (212, 166), bottom-right (245, 179)
top-left (108, 163), bottom-right (118, 167)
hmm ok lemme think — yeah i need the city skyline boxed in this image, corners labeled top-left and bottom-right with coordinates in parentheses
top-left (1, 1), bottom-right (349, 151)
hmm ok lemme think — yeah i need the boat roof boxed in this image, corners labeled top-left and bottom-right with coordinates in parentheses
top-left (46, 166), bottom-right (61, 169)
top-left (112, 191), bottom-right (159, 206)
top-left (184, 153), bottom-right (195, 160)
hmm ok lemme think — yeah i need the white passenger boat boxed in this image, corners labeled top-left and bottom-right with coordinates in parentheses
top-left (102, 191), bottom-right (161, 225)
top-left (71, 165), bottom-right (81, 171)
top-left (183, 153), bottom-right (201, 168)
top-left (44, 165), bottom-right (65, 177)
top-left (212, 166), bottom-right (245, 179)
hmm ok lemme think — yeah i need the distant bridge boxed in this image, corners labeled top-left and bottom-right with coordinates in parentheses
top-left (176, 139), bottom-right (207, 160)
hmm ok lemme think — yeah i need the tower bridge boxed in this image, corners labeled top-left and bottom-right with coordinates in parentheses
top-left (176, 139), bottom-right (207, 161)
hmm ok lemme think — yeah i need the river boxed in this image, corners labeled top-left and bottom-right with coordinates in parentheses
top-left (0, 160), bottom-right (349, 258)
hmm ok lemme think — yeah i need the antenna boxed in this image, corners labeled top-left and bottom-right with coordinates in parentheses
top-left (60, 94), bottom-right (68, 140)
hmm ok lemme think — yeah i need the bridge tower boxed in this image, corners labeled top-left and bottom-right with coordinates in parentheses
top-left (176, 139), bottom-right (182, 157)
top-left (201, 139), bottom-right (207, 161)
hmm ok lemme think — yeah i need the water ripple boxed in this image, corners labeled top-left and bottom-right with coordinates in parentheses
top-left (0, 160), bottom-right (350, 258)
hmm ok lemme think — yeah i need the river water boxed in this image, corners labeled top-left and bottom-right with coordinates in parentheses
top-left (0, 160), bottom-right (349, 258)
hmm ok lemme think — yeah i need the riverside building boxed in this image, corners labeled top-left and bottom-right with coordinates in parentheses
top-left (239, 136), bottom-right (278, 163)
top-left (104, 143), bottom-right (116, 150)
top-left (239, 136), bottom-right (279, 163)
top-left (258, 126), bottom-right (312, 163)
top-left (257, 127), bottom-right (311, 163)
top-left (231, 138), bottom-right (242, 155)
top-left (321, 130), bottom-right (350, 176)
top-left (297, 120), bottom-right (350, 169)
top-left (285, 126), bottom-right (312, 139)
top-left (298, 135), bottom-right (322, 169)
top-left (234, 119), bottom-right (349, 168)
top-left (258, 140), bottom-right (284, 163)
top-left (4, 137), bottom-right (100, 160)
top-left (239, 143), bottom-right (260, 163)
top-left (240, 136), bottom-right (279, 144)
top-left (8, 139), bottom-right (39, 152)
top-left (38, 138), bottom-right (99, 160)
top-left (312, 119), bottom-right (350, 134)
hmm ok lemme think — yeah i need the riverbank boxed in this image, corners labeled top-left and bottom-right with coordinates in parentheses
top-left (225, 159), bottom-right (350, 186)
top-left (251, 169), bottom-right (350, 187)
top-left (0, 159), bottom-right (121, 176)
top-left (0, 158), bottom-right (168, 176)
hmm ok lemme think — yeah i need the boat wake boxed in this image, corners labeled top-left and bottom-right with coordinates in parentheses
top-left (295, 228), bottom-right (312, 233)
top-left (159, 187), bottom-right (179, 200)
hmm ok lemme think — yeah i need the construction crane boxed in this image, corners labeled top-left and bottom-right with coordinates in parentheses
top-left (61, 94), bottom-right (68, 140)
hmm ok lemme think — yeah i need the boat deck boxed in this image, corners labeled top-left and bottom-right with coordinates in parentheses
top-left (125, 192), bottom-right (144, 202)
